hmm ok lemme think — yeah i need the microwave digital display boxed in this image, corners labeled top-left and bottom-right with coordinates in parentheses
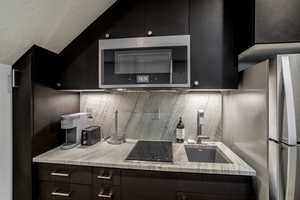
top-left (136, 75), bottom-right (150, 83)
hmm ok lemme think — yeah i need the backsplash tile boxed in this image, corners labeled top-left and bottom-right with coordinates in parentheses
top-left (80, 92), bottom-right (222, 141)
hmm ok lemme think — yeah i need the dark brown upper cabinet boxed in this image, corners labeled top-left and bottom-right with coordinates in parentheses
top-left (60, 0), bottom-right (237, 90)
top-left (235, 0), bottom-right (300, 54)
top-left (190, 0), bottom-right (237, 89)
top-left (101, 1), bottom-right (145, 39)
top-left (144, 0), bottom-right (189, 37)
top-left (101, 0), bottom-right (189, 39)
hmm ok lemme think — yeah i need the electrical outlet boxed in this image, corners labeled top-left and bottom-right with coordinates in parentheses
top-left (152, 109), bottom-right (160, 120)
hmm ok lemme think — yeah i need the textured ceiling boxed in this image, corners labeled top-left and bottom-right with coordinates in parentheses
top-left (0, 0), bottom-right (116, 65)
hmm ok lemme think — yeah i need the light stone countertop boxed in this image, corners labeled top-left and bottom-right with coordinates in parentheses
top-left (33, 140), bottom-right (256, 176)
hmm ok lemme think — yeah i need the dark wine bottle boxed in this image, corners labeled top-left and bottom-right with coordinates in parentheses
top-left (176, 117), bottom-right (185, 143)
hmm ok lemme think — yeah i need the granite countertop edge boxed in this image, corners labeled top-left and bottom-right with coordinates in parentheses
top-left (33, 140), bottom-right (256, 177)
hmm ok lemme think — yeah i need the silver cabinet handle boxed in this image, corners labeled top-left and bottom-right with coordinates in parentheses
top-left (97, 171), bottom-right (112, 180)
top-left (193, 80), bottom-right (199, 86)
top-left (51, 191), bottom-right (71, 197)
top-left (12, 69), bottom-right (20, 88)
top-left (147, 30), bottom-right (153, 36)
top-left (281, 56), bottom-right (297, 145)
top-left (50, 172), bottom-right (70, 177)
top-left (98, 190), bottom-right (113, 199)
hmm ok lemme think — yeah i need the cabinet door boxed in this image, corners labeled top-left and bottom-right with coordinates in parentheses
top-left (61, 41), bottom-right (99, 89)
top-left (102, 1), bottom-right (145, 39)
top-left (144, 0), bottom-right (189, 36)
top-left (190, 0), bottom-right (223, 88)
top-left (13, 53), bottom-right (33, 200)
top-left (32, 47), bottom-right (62, 89)
top-left (190, 0), bottom-right (237, 89)
top-left (255, 0), bottom-right (300, 44)
top-left (121, 170), bottom-right (176, 200)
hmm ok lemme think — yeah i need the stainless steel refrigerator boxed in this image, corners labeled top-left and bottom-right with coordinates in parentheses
top-left (223, 54), bottom-right (300, 200)
top-left (0, 64), bottom-right (12, 200)
top-left (268, 54), bottom-right (300, 200)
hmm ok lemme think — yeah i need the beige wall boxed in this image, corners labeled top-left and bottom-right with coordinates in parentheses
top-left (0, 0), bottom-right (116, 65)
top-left (223, 61), bottom-right (269, 200)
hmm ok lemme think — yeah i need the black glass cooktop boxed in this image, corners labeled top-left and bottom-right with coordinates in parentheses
top-left (126, 141), bottom-right (173, 163)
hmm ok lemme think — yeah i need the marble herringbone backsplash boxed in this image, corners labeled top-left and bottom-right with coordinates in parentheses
top-left (80, 92), bottom-right (222, 141)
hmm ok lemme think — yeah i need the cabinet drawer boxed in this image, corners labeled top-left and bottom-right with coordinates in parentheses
top-left (38, 164), bottom-right (92, 185)
top-left (92, 168), bottom-right (120, 186)
top-left (38, 181), bottom-right (91, 200)
top-left (177, 192), bottom-right (236, 200)
top-left (176, 174), bottom-right (254, 197)
top-left (93, 185), bottom-right (120, 200)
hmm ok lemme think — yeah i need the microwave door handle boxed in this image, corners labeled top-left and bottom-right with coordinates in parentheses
top-left (281, 56), bottom-right (297, 146)
top-left (170, 59), bottom-right (173, 84)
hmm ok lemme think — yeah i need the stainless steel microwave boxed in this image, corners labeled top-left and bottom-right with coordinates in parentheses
top-left (99, 35), bottom-right (190, 88)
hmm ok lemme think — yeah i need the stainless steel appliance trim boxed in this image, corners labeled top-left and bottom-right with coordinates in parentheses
top-left (99, 84), bottom-right (190, 89)
top-left (269, 58), bottom-right (280, 141)
top-left (99, 35), bottom-right (190, 49)
top-left (98, 35), bottom-right (191, 88)
top-left (170, 58), bottom-right (173, 84)
top-left (281, 56), bottom-right (297, 146)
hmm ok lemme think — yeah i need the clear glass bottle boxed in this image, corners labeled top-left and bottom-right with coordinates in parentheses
top-left (176, 117), bottom-right (185, 143)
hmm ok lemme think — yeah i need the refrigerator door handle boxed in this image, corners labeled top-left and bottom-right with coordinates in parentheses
top-left (284, 146), bottom-right (297, 200)
top-left (281, 56), bottom-right (297, 146)
top-left (269, 142), bottom-right (284, 200)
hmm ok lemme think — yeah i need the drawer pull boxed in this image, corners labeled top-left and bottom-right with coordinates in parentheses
top-left (98, 190), bottom-right (113, 199)
top-left (97, 171), bottom-right (112, 180)
top-left (51, 191), bottom-right (71, 197)
top-left (50, 172), bottom-right (70, 177)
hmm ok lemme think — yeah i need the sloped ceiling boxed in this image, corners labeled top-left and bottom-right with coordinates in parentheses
top-left (0, 0), bottom-right (116, 65)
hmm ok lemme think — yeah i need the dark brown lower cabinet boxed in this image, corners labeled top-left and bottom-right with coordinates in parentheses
top-left (121, 170), bottom-right (177, 200)
top-left (36, 164), bottom-right (255, 200)
top-left (177, 192), bottom-right (252, 200)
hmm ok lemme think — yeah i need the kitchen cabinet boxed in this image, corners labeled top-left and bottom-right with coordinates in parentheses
top-left (121, 170), bottom-right (177, 200)
top-left (100, 1), bottom-right (145, 39)
top-left (13, 46), bottom-right (79, 200)
top-left (190, 0), bottom-right (237, 89)
top-left (60, 0), bottom-right (237, 89)
top-left (102, 0), bottom-right (189, 39)
top-left (235, 0), bottom-right (300, 54)
top-left (59, 0), bottom-right (190, 90)
top-left (35, 163), bottom-right (255, 200)
top-left (60, 41), bottom-right (99, 89)
top-left (144, 0), bottom-right (189, 37)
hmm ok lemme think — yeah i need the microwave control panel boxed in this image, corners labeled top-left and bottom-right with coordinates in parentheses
top-left (136, 75), bottom-right (150, 83)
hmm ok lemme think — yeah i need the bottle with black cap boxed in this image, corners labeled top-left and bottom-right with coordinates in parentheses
top-left (176, 117), bottom-right (185, 143)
